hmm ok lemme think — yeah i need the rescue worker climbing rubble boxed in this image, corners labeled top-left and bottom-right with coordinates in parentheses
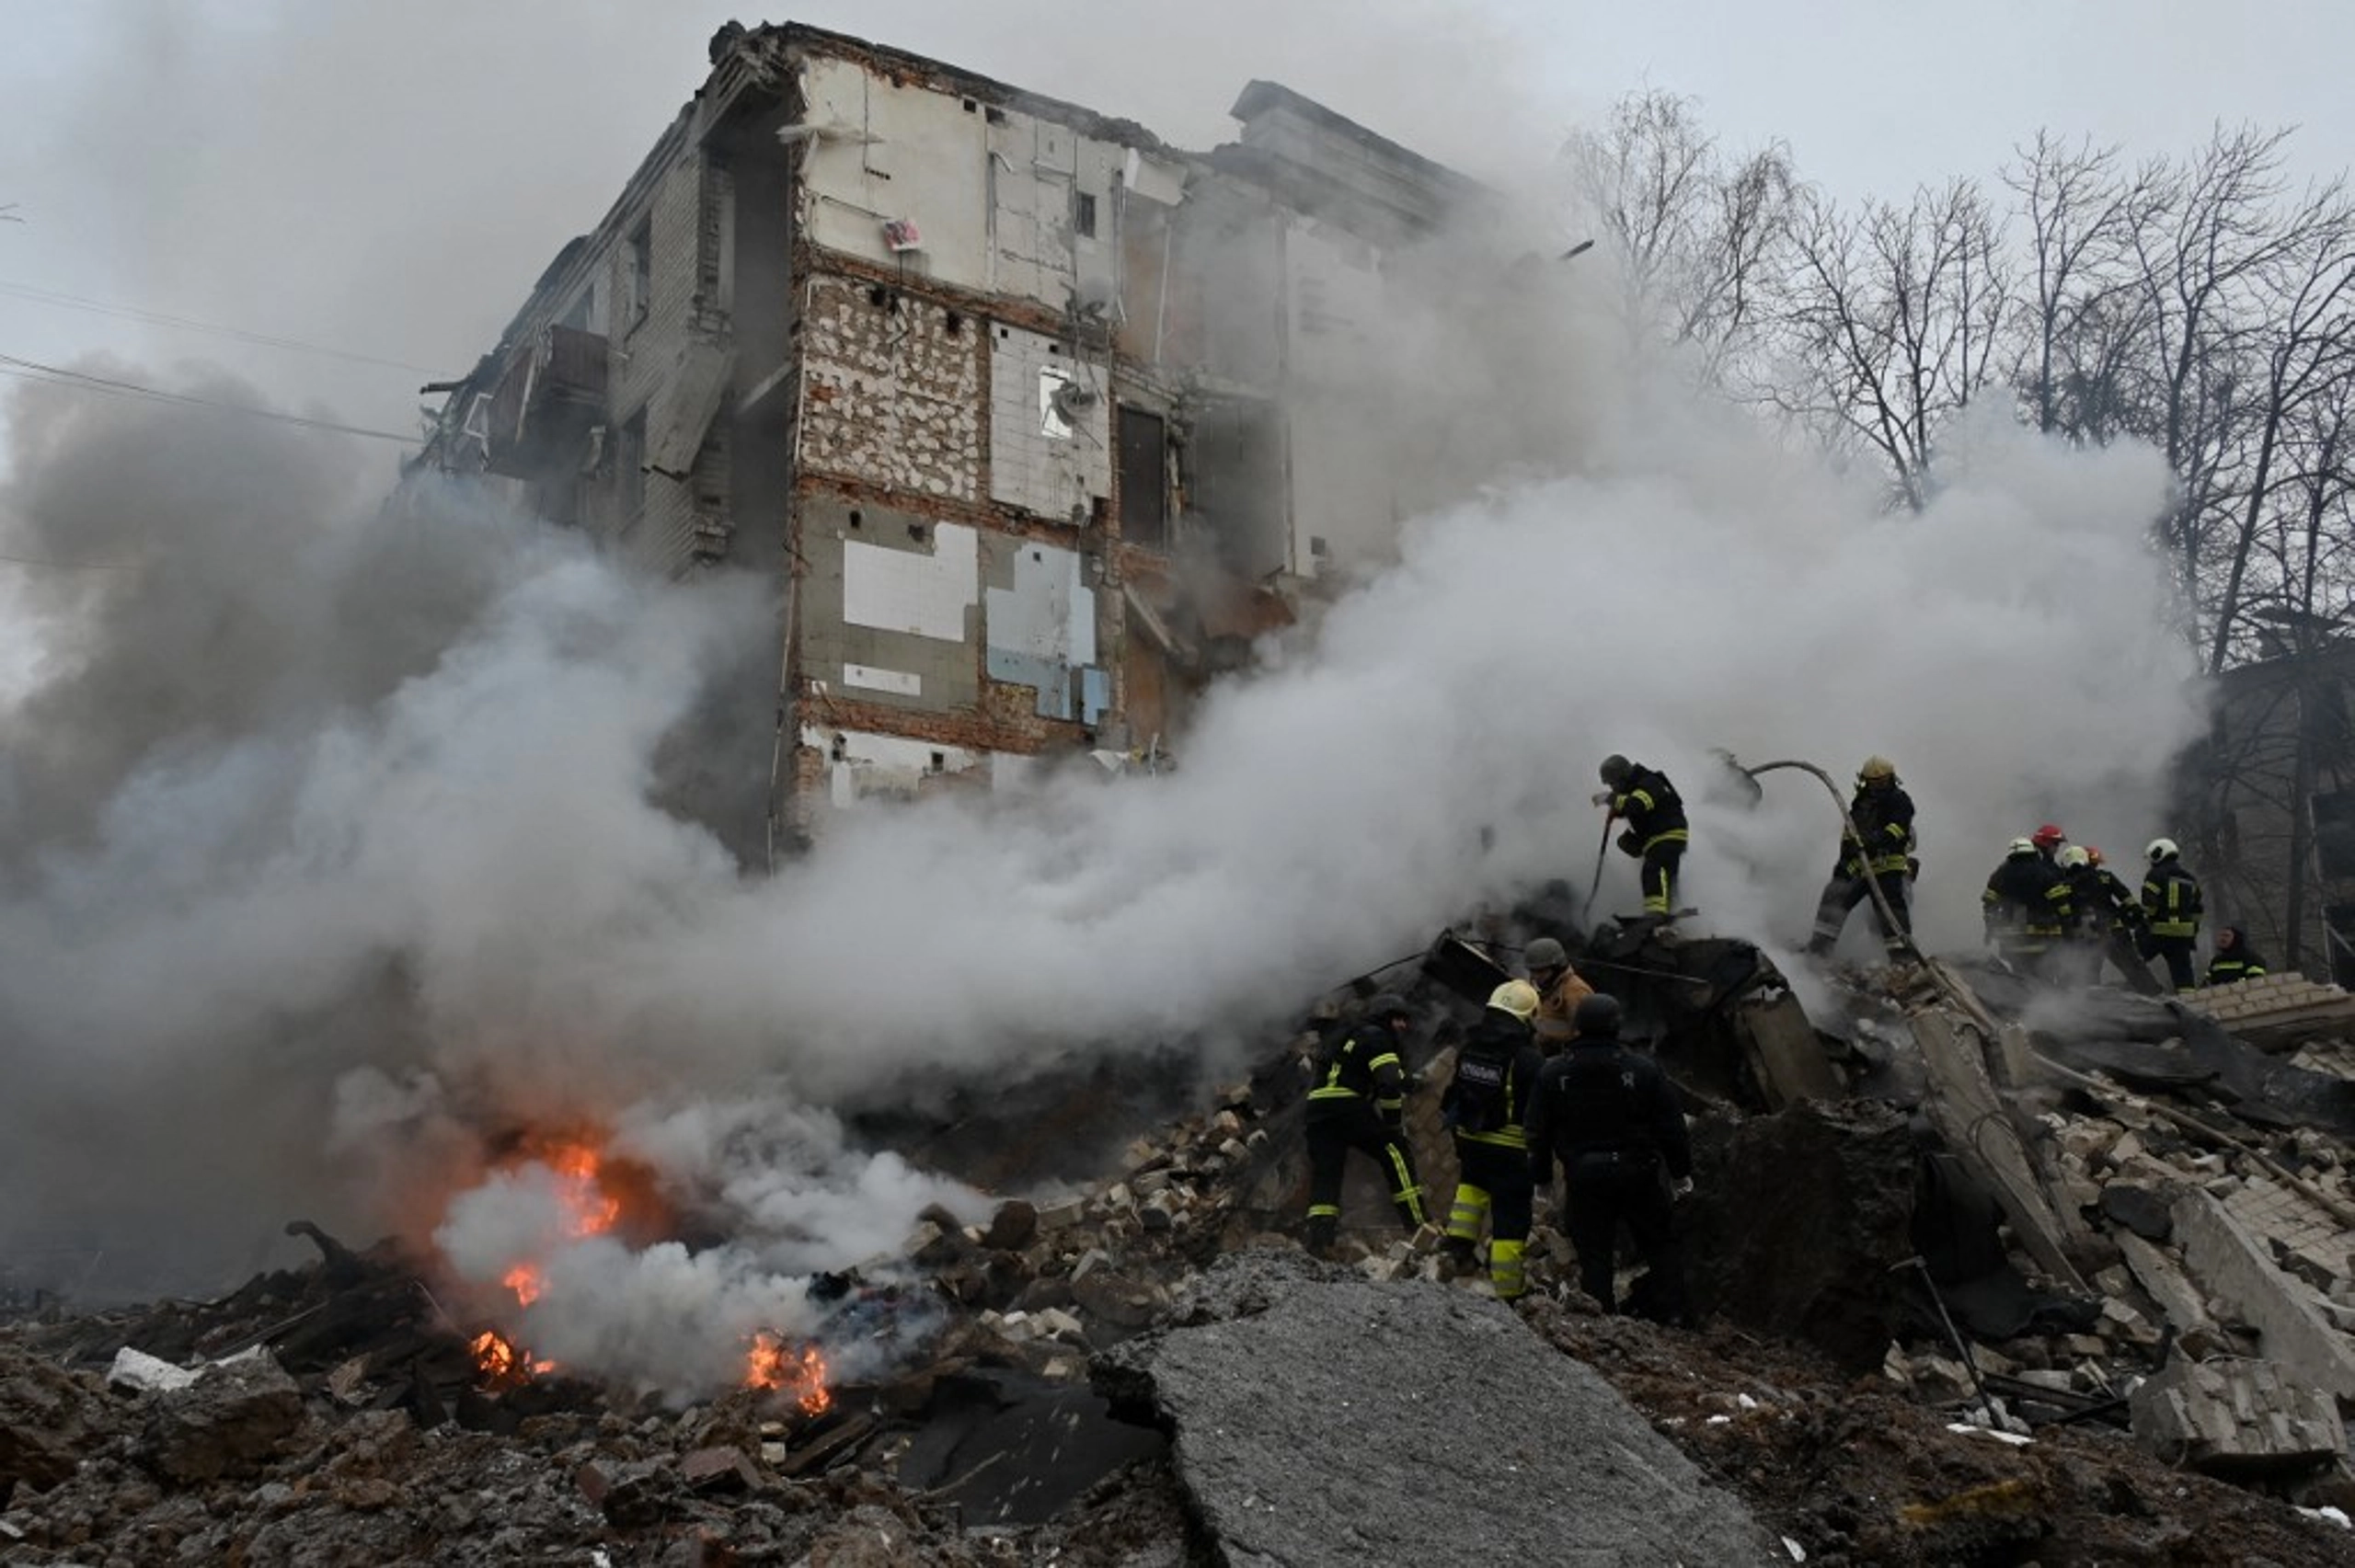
top-left (1522, 935), bottom-right (1594, 1055)
top-left (1528, 993), bottom-right (1693, 1325)
top-left (1983, 838), bottom-right (2072, 978)
top-left (1593, 755), bottom-right (1689, 921)
top-left (1804, 755), bottom-right (1915, 960)
top-left (1302, 991), bottom-right (1428, 1258)
top-left (1440, 980), bottom-right (1545, 1301)
top-left (2140, 839), bottom-right (2205, 994)
top-left (2205, 923), bottom-right (2267, 987)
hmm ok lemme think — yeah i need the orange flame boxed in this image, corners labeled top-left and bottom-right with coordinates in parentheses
top-left (503, 1263), bottom-right (545, 1308)
top-left (746, 1331), bottom-right (832, 1416)
top-left (541, 1140), bottom-right (622, 1240)
top-left (470, 1329), bottom-right (556, 1387)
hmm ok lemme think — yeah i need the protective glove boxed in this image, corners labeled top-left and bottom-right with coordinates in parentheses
top-left (1591, 791), bottom-right (1613, 808)
top-left (1672, 1177), bottom-right (1694, 1199)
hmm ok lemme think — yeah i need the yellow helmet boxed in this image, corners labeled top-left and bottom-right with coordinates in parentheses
top-left (1487, 979), bottom-right (1541, 1022)
top-left (1858, 756), bottom-right (1897, 784)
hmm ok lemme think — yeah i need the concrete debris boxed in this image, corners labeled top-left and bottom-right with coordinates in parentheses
top-left (1097, 1251), bottom-right (1777, 1565)
top-left (2173, 1191), bottom-right (2355, 1405)
top-left (105, 1345), bottom-right (201, 1394)
top-left (2131, 1356), bottom-right (2348, 1476)
top-left (2185, 973), bottom-right (2355, 1053)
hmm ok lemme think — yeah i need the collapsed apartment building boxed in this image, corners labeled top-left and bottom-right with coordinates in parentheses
top-left (407, 22), bottom-right (1486, 865)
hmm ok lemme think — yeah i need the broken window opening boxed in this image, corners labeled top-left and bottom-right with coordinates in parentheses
top-left (1118, 406), bottom-right (1169, 549)
top-left (616, 408), bottom-right (648, 522)
top-left (1076, 192), bottom-right (1098, 238)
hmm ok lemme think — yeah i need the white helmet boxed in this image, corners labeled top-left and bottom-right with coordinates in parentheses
top-left (2147, 838), bottom-right (2179, 864)
top-left (2059, 845), bottom-right (2090, 869)
top-left (2007, 837), bottom-right (2037, 857)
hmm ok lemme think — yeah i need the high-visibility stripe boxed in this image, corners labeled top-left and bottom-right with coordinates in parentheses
top-left (1457, 1128), bottom-right (1528, 1150)
top-left (1306, 1086), bottom-right (1360, 1101)
top-left (1490, 1239), bottom-right (1526, 1300)
top-left (1447, 1185), bottom-right (1490, 1242)
top-left (1385, 1144), bottom-right (1426, 1225)
top-left (1307, 1203), bottom-right (1340, 1219)
top-left (1642, 828), bottom-right (1690, 850)
top-left (1366, 1052), bottom-right (1401, 1073)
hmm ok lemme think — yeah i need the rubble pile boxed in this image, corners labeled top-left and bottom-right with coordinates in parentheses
top-left (6, 933), bottom-right (2355, 1563)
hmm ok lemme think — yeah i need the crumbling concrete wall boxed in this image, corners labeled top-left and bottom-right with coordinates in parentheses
top-left (987, 325), bottom-right (1109, 523)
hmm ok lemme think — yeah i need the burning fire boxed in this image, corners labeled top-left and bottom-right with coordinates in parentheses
top-left (469, 1329), bottom-right (555, 1388)
top-left (746, 1331), bottom-right (832, 1416)
top-left (503, 1263), bottom-right (545, 1308)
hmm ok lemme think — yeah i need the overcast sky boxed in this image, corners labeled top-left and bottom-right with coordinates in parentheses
top-left (3, 0), bottom-right (2351, 473)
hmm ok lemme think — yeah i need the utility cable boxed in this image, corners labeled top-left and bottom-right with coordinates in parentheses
top-left (0, 280), bottom-right (438, 374)
top-left (0, 354), bottom-right (418, 445)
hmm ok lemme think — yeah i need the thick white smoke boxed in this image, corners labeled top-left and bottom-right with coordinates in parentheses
top-left (0, 213), bottom-right (2202, 1380)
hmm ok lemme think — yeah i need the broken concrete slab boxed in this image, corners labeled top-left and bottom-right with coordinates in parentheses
top-left (1912, 1010), bottom-right (2091, 1291)
top-left (2131, 1356), bottom-right (2349, 1477)
top-left (1097, 1251), bottom-right (1775, 1566)
top-left (1732, 991), bottom-right (1845, 1107)
top-left (135, 1351), bottom-right (305, 1482)
top-left (2174, 1191), bottom-right (2355, 1408)
top-left (2114, 1231), bottom-right (2217, 1338)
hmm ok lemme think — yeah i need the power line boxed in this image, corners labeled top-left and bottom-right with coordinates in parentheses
top-left (0, 279), bottom-right (439, 374)
top-left (0, 353), bottom-right (419, 445)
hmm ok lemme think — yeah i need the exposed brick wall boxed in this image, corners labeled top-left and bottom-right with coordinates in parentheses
top-left (798, 272), bottom-right (982, 502)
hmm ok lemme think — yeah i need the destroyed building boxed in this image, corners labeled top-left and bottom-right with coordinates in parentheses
top-left (408, 23), bottom-right (1485, 865)
top-left (2197, 639), bottom-right (2355, 983)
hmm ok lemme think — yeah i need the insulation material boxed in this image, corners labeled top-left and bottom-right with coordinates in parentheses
top-left (1123, 147), bottom-right (1189, 207)
top-left (989, 326), bottom-right (1109, 521)
top-left (794, 54), bottom-right (991, 286)
top-left (800, 725), bottom-right (986, 808)
top-left (986, 541), bottom-right (1101, 720)
top-left (842, 664), bottom-right (922, 697)
top-left (843, 521), bottom-right (977, 642)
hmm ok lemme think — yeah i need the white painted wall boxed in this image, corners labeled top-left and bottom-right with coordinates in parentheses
top-left (988, 324), bottom-right (1109, 521)
top-left (841, 521), bottom-right (978, 641)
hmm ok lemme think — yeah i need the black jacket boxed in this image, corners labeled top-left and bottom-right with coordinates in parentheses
top-left (1527, 1036), bottom-right (1692, 1187)
top-left (2205, 926), bottom-right (2269, 985)
top-left (1307, 1019), bottom-right (1409, 1120)
top-left (1983, 853), bottom-right (2070, 936)
top-left (1608, 764), bottom-right (1688, 848)
top-left (2142, 858), bottom-right (2204, 939)
top-left (1442, 1013), bottom-right (1544, 1150)
top-left (1840, 783), bottom-right (1916, 876)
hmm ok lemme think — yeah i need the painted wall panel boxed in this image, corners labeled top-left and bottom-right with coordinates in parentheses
top-left (988, 323), bottom-right (1109, 521)
top-left (843, 522), bottom-right (978, 640)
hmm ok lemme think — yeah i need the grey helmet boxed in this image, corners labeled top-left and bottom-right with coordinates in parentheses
top-left (1598, 754), bottom-right (1633, 788)
top-left (1523, 936), bottom-right (1568, 972)
top-left (1364, 991), bottom-right (1410, 1021)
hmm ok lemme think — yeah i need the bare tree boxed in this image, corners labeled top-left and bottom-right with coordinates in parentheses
top-left (2005, 132), bottom-right (2144, 438)
top-left (1562, 91), bottom-right (1799, 383)
top-left (1769, 178), bottom-right (2013, 509)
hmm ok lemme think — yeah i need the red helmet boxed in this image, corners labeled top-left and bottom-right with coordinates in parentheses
top-left (2031, 824), bottom-right (2066, 850)
top-left (2085, 845), bottom-right (2105, 866)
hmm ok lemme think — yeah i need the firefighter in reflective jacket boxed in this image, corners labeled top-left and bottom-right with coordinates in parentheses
top-left (1805, 756), bottom-right (1915, 959)
top-left (2205, 924), bottom-right (2266, 986)
top-left (1303, 992), bottom-right (1428, 1257)
top-left (1594, 755), bottom-right (1689, 918)
top-left (1441, 980), bottom-right (1545, 1300)
top-left (1983, 838), bottom-right (2072, 975)
top-left (1528, 994), bottom-right (1694, 1324)
top-left (2139, 839), bottom-right (2205, 994)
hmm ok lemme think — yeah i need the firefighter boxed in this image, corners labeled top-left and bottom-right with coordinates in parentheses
top-left (2205, 924), bottom-right (2268, 987)
top-left (2140, 839), bottom-right (2205, 994)
top-left (2031, 823), bottom-right (2068, 865)
top-left (1593, 755), bottom-right (1689, 920)
top-left (1983, 837), bottom-right (2072, 977)
top-left (1804, 755), bottom-right (1915, 960)
top-left (2080, 846), bottom-right (2149, 984)
top-left (1440, 979), bottom-right (1545, 1300)
top-left (2057, 846), bottom-right (2119, 983)
top-left (1528, 993), bottom-right (1693, 1325)
top-left (1303, 991), bottom-right (1428, 1258)
top-left (1523, 935), bottom-right (1594, 1055)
